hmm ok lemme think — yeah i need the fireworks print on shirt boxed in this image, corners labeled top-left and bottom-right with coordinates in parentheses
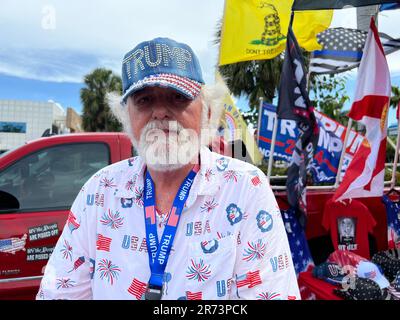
top-left (186, 259), bottom-right (212, 282)
top-left (100, 177), bottom-right (117, 189)
top-left (134, 187), bottom-right (144, 207)
top-left (97, 259), bottom-right (121, 285)
top-left (257, 292), bottom-right (281, 300)
top-left (96, 234), bottom-right (112, 252)
top-left (226, 203), bottom-right (243, 225)
top-left (200, 198), bottom-right (218, 213)
top-left (242, 240), bottom-right (267, 262)
top-left (100, 209), bottom-right (124, 229)
top-left (223, 170), bottom-right (240, 183)
top-left (125, 174), bottom-right (137, 192)
top-left (204, 168), bottom-right (214, 182)
top-left (56, 278), bottom-right (76, 289)
top-left (60, 239), bottom-right (73, 260)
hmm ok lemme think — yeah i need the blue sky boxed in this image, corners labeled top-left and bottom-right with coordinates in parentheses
top-left (0, 1), bottom-right (399, 126)
top-left (0, 74), bottom-right (82, 112)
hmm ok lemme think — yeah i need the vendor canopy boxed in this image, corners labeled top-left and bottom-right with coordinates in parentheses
top-left (293, 0), bottom-right (399, 10)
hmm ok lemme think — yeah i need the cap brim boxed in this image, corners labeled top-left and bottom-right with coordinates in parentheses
top-left (121, 73), bottom-right (203, 104)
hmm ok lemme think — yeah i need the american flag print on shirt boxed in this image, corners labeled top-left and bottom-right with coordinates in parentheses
top-left (37, 146), bottom-right (301, 300)
top-left (96, 234), bottom-right (112, 252)
top-left (186, 291), bottom-right (203, 300)
top-left (236, 270), bottom-right (262, 288)
top-left (127, 278), bottom-right (147, 300)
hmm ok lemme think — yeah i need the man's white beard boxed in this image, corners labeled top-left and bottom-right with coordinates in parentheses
top-left (135, 120), bottom-right (200, 172)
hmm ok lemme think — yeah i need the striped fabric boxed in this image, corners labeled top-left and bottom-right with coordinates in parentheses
top-left (309, 28), bottom-right (400, 75)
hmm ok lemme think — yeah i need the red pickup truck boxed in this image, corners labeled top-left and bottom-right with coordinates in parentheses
top-left (0, 133), bottom-right (134, 299)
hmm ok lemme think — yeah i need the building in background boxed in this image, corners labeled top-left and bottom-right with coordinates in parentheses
top-left (0, 100), bottom-right (82, 152)
top-left (388, 123), bottom-right (398, 137)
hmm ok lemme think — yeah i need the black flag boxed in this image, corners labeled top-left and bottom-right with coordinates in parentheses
top-left (276, 27), bottom-right (319, 228)
top-left (293, 0), bottom-right (399, 10)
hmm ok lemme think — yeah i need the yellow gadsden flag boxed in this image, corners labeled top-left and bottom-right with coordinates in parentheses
top-left (219, 0), bottom-right (333, 65)
top-left (216, 73), bottom-right (264, 165)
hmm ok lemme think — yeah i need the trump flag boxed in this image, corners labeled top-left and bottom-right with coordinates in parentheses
top-left (333, 18), bottom-right (391, 202)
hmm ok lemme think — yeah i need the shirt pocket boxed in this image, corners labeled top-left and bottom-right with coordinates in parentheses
top-left (185, 233), bottom-right (236, 299)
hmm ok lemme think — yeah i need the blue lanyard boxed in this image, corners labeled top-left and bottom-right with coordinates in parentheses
top-left (143, 164), bottom-right (200, 289)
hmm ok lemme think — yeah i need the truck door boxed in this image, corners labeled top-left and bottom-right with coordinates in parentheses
top-left (0, 142), bottom-right (110, 299)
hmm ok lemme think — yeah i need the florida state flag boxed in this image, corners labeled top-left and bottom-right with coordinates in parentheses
top-left (333, 18), bottom-right (391, 202)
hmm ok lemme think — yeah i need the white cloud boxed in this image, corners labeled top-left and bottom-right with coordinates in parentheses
top-left (1, 1), bottom-right (399, 85)
top-left (0, 0), bottom-right (224, 84)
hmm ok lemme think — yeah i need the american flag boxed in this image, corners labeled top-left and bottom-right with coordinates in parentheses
top-left (281, 208), bottom-right (314, 276)
top-left (127, 278), bottom-right (147, 300)
top-left (69, 256), bottom-right (85, 273)
top-left (186, 291), bottom-right (203, 300)
top-left (310, 27), bottom-right (400, 75)
top-left (236, 270), bottom-right (262, 288)
top-left (96, 234), bottom-right (112, 252)
top-left (382, 195), bottom-right (400, 249)
top-left (0, 234), bottom-right (27, 254)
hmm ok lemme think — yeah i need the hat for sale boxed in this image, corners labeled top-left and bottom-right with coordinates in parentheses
top-left (312, 262), bottom-right (346, 285)
top-left (356, 261), bottom-right (390, 289)
top-left (121, 37), bottom-right (205, 104)
top-left (333, 277), bottom-right (384, 300)
top-left (372, 251), bottom-right (400, 282)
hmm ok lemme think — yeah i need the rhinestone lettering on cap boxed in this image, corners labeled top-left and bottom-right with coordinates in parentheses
top-left (144, 44), bottom-right (162, 67)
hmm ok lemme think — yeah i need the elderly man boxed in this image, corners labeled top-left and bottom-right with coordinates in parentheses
top-left (37, 37), bottom-right (300, 300)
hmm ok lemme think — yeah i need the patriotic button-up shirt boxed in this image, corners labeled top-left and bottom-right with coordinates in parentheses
top-left (37, 147), bottom-right (300, 300)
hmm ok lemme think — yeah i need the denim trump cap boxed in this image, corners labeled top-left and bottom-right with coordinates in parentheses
top-left (121, 37), bottom-right (205, 104)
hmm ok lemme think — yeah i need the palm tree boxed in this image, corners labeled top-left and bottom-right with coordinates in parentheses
top-left (80, 68), bottom-right (123, 132)
top-left (214, 20), bottom-right (284, 126)
top-left (391, 85), bottom-right (400, 110)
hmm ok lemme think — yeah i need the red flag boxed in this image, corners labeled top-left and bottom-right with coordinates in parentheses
top-left (186, 291), bottom-right (203, 300)
top-left (333, 18), bottom-right (391, 202)
top-left (127, 278), bottom-right (147, 300)
top-left (96, 234), bottom-right (112, 252)
top-left (236, 270), bottom-right (262, 288)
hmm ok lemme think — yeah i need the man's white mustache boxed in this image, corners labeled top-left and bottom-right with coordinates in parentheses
top-left (142, 120), bottom-right (183, 136)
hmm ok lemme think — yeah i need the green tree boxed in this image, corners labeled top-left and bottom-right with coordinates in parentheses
top-left (391, 85), bottom-right (400, 110)
top-left (80, 68), bottom-right (123, 132)
top-left (309, 74), bottom-right (350, 125)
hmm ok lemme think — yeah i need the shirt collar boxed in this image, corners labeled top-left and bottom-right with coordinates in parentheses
top-left (114, 146), bottom-right (223, 207)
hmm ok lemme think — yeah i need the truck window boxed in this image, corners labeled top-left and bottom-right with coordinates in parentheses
top-left (0, 143), bottom-right (110, 212)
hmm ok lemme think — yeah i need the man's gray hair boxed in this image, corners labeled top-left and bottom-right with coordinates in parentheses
top-left (107, 82), bottom-right (226, 146)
